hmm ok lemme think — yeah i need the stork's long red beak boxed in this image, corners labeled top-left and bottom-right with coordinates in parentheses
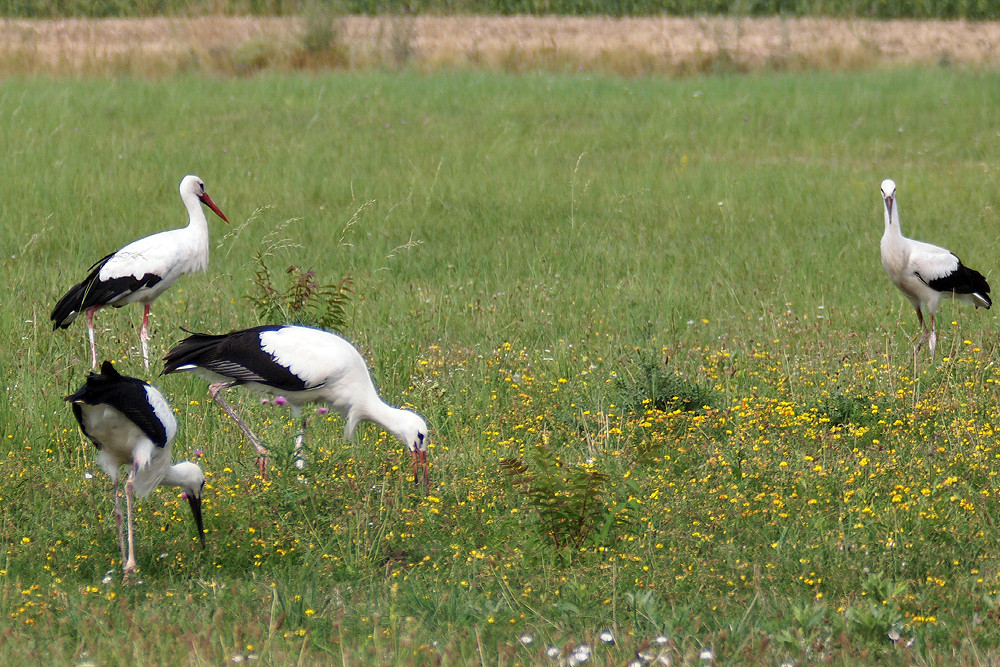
top-left (885, 195), bottom-right (893, 216)
top-left (199, 193), bottom-right (229, 224)
top-left (410, 449), bottom-right (430, 494)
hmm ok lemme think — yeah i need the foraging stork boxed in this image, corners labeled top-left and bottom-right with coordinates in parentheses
top-left (162, 324), bottom-right (430, 490)
top-left (51, 175), bottom-right (229, 370)
top-left (66, 361), bottom-right (205, 574)
top-left (880, 179), bottom-right (991, 357)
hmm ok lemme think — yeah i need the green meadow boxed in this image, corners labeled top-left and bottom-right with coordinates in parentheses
top-left (3, 68), bottom-right (1000, 664)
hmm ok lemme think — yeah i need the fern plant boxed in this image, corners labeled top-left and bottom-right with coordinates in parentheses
top-left (614, 348), bottom-right (718, 413)
top-left (246, 250), bottom-right (352, 331)
top-left (502, 444), bottom-right (637, 553)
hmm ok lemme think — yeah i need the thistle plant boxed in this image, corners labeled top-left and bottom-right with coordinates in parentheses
top-left (246, 250), bottom-right (352, 331)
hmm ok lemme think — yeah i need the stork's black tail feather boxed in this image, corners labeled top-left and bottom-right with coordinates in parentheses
top-left (161, 330), bottom-right (230, 375)
top-left (50, 252), bottom-right (116, 329)
top-left (926, 261), bottom-right (992, 308)
top-left (957, 262), bottom-right (993, 308)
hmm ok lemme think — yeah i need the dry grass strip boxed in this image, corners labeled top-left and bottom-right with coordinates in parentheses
top-left (2, 15), bottom-right (1000, 77)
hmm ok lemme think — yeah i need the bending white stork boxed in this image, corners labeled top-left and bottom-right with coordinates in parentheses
top-left (66, 361), bottom-right (205, 574)
top-left (880, 178), bottom-right (991, 357)
top-left (51, 175), bottom-right (229, 370)
top-left (161, 324), bottom-right (430, 491)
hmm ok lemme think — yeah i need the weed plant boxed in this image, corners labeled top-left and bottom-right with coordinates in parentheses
top-left (2, 69), bottom-right (1000, 664)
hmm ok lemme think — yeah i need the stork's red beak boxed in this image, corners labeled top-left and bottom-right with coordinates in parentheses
top-left (199, 193), bottom-right (229, 224)
top-left (885, 195), bottom-right (893, 216)
top-left (410, 449), bottom-right (430, 494)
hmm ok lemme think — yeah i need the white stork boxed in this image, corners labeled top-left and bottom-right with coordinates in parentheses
top-left (66, 361), bottom-right (205, 574)
top-left (880, 179), bottom-right (991, 357)
top-left (161, 324), bottom-right (430, 491)
top-left (51, 175), bottom-right (229, 370)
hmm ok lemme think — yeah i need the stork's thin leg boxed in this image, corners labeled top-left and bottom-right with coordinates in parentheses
top-left (928, 313), bottom-right (937, 358)
top-left (208, 382), bottom-right (269, 474)
top-left (123, 474), bottom-right (137, 574)
top-left (112, 478), bottom-right (127, 566)
top-left (913, 309), bottom-right (929, 356)
top-left (86, 307), bottom-right (99, 369)
top-left (139, 304), bottom-right (151, 370)
top-left (294, 416), bottom-right (308, 469)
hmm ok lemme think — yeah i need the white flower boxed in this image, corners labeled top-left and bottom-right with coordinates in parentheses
top-left (519, 633), bottom-right (534, 645)
top-left (599, 630), bottom-right (615, 644)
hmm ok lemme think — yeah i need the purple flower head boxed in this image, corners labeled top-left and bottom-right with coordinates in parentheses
top-left (275, 396), bottom-right (288, 406)
top-left (317, 407), bottom-right (329, 415)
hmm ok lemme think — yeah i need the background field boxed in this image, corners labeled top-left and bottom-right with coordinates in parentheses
top-left (3, 67), bottom-right (1000, 665)
top-left (6, 15), bottom-right (1000, 77)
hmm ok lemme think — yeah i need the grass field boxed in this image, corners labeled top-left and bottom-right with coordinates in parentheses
top-left (3, 67), bottom-right (1000, 665)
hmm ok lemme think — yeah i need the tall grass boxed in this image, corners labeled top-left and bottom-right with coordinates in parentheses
top-left (3, 69), bottom-right (1000, 664)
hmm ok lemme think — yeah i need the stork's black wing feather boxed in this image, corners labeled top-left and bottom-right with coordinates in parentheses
top-left (163, 325), bottom-right (309, 392)
top-left (50, 252), bottom-right (163, 329)
top-left (65, 361), bottom-right (170, 447)
top-left (924, 258), bottom-right (992, 305)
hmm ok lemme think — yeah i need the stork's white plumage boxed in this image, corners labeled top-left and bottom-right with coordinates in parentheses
top-left (51, 175), bottom-right (229, 369)
top-left (880, 179), bottom-right (991, 357)
top-left (66, 361), bottom-right (205, 574)
top-left (162, 325), bottom-right (430, 490)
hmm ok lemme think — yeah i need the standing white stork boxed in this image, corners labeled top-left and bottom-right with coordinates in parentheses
top-left (51, 175), bottom-right (229, 370)
top-left (880, 179), bottom-right (991, 357)
top-left (162, 324), bottom-right (430, 491)
top-left (66, 361), bottom-right (205, 574)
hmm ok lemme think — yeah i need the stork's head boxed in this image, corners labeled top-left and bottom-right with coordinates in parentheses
top-left (180, 174), bottom-right (229, 224)
top-left (168, 461), bottom-right (207, 548)
top-left (881, 179), bottom-right (896, 214)
top-left (393, 411), bottom-right (430, 493)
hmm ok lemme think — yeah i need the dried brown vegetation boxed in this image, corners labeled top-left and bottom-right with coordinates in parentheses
top-left (2, 15), bottom-right (1000, 77)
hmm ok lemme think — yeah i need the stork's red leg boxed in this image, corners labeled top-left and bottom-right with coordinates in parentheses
top-left (928, 313), bottom-right (937, 358)
top-left (86, 307), bottom-right (100, 369)
top-left (208, 382), bottom-right (269, 475)
top-left (111, 478), bottom-right (127, 567)
top-left (294, 416), bottom-right (308, 470)
top-left (123, 474), bottom-right (137, 574)
top-left (139, 304), bottom-right (151, 370)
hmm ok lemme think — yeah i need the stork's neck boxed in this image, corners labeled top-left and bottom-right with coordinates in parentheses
top-left (883, 197), bottom-right (902, 241)
top-left (180, 195), bottom-right (212, 267)
top-left (182, 194), bottom-right (211, 235)
top-left (345, 398), bottom-right (408, 442)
